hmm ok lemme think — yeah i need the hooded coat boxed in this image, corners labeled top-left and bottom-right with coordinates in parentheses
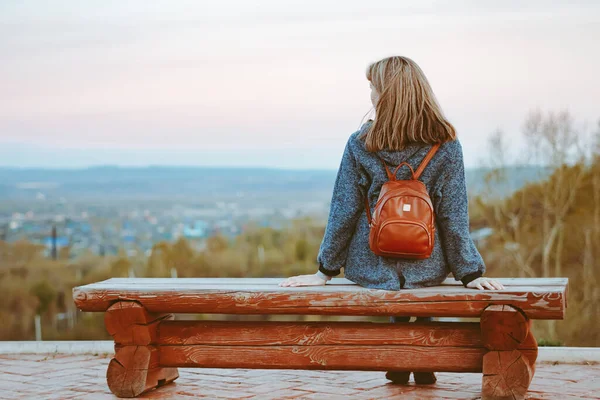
top-left (316, 120), bottom-right (485, 290)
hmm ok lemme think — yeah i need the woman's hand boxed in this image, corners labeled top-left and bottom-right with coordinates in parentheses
top-left (466, 277), bottom-right (505, 290)
top-left (279, 273), bottom-right (328, 287)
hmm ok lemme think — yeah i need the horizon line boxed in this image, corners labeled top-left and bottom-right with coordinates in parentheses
top-left (0, 163), bottom-right (548, 172)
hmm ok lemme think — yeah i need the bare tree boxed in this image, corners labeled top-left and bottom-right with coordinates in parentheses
top-left (478, 110), bottom-right (595, 342)
top-left (523, 110), bottom-right (587, 279)
top-left (477, 129), bottom-right (538, 278)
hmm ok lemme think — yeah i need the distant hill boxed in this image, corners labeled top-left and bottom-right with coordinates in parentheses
top-left (0, 166), bottom-right (336, 201)
top-left (464, 165), bottom-right (551, 196)
top-left (0, 165), bottom-right (549, 201)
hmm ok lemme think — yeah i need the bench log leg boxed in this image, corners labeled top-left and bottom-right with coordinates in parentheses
top-left (480, 305), bottom-right (538, 400)
top-left (104, 301), bottom-right (179, 398)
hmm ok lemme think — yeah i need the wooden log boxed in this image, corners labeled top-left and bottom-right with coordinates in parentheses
top-left (482, 350), bottom-right (532, 400)
top-left (159, 344), bottom-right (485, 372)
top-left (105, 301), bottom-right (173, 345)
top-left (107, 345), bottom-right (178, 398)
top-left (158, 320), bottom-right (484, 347)
top-left (73, 279), bottom-right (567, 319)
top-left (480, 305), bottom-right (537, 399)
top-left (156, 319), bottom-right (537, 371)
top-left (158, 320), bottom-right (543, 352)
top-left (480, 305), bottom-right (529, 350)
top-left (521, 321), bottom-right (538, 380)
top-left (104, 301), bottom-right (179, 397)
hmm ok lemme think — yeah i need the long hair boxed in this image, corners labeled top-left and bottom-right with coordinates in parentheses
top-left (360, 56), bottom-right (457, 151)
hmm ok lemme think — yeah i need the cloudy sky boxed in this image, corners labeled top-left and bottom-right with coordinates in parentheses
top-left (1, 0), bottom-right (599, 169)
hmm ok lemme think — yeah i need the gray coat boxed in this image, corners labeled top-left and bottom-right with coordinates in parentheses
top-left (316, 120), bottom-right (486, 290)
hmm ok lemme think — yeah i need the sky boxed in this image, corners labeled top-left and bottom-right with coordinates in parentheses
top-left (1, 0), bottom-right (599, 169)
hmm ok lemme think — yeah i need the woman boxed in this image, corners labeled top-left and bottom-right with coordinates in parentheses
top-left (279, 56), bottom-right (504, 384)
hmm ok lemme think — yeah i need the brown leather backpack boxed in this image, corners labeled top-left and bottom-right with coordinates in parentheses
top-left (365, 143), bottom-right (440, 259)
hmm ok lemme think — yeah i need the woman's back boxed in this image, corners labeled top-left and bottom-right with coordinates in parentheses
top-left (316, 120), bottom-right (485, 290)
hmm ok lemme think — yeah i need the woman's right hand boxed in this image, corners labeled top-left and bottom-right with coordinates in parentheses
top-left (465, 277), bottom-right (505, 290)
top-left (278, 273), bottom-right (327, 287)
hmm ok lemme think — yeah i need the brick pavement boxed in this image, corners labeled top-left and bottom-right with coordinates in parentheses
top-left (0, 354), bottom-right (598, 399)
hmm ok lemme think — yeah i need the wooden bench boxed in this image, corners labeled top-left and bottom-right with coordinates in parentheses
top-left (72, 277), bottom-right (568, 399)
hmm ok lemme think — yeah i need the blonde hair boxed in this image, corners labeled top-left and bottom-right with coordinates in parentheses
top-left (360, 56), bottom-right (457, 151)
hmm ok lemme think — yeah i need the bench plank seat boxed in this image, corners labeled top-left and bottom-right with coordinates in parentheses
top-left (73, 277), bottom-right (567, 319)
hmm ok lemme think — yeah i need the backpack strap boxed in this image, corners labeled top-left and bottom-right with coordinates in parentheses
top-left (392, 162), bottom-right (416, 180)
top-left (377, 156), bottom-right (395, 180)
top-left (413, 143), bottom-right (441, 180)
top-left (377, 156), bottom-right (417, 180)
top-left (365, 197), bottom-right (373, 226)
top-left (366, 154), bottom-right (390, 226)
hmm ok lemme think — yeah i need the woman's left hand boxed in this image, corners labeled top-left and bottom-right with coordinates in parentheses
top-left (466, 277), bottom-right (505, 290)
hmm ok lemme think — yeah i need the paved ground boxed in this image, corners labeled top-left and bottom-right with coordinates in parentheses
top-left (0, 354), bottom-right (598, 399)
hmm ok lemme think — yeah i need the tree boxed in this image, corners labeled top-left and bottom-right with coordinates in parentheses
top-left (476, 110), bottom-right (599, 343)
top-left (30, 280), bottom-right (56, 315)
top-left (206, 234), bottom-right (228, 252)
top-left (110, 258), bottom-right (131, 277)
